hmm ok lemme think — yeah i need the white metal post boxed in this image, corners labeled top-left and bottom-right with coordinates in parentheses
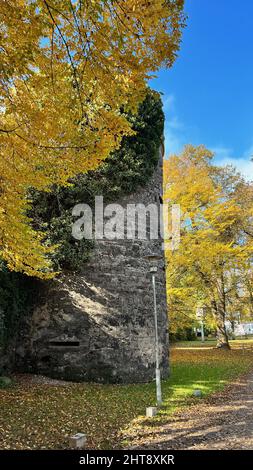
top-left (151, 272), bottom-right (162, 406)
top-left (200, 320), bottom-right (205, 343)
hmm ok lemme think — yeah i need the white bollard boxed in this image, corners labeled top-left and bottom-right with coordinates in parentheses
top-left (146, 406), bottom-right (158, 418)
top-left (69, 433), bottom-right (87, 449)
top-left (193, 389), bottom-right (202, 397)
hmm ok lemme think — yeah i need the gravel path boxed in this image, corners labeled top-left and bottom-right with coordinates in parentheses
top-left (134, 372), bottom-right (253, 450)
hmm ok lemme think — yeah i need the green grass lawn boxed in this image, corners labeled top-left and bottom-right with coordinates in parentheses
top-left (1, 342), bottom-right (253, 450)
top-left (174, 337), bottom-right (253, 349)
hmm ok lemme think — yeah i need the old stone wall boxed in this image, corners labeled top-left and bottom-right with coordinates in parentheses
top-left (16, 147), bottom-right (169, 383)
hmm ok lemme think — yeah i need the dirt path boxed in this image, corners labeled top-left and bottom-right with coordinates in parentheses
top-left (133, 372), bottom-right (253, 450)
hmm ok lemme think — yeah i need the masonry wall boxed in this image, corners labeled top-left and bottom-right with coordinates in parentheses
top-left (16, 146), bottom-right (169, 383)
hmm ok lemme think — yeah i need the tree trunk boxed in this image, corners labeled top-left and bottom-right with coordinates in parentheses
top-left (216, 305), bottom-right (230, 349)
top-left (211, 298), bottom-right (230, 350)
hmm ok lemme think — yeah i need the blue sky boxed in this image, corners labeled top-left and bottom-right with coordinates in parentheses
top-left (151, 0), bottom-right (253, 179)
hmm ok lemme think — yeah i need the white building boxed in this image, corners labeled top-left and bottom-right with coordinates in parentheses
top-left (225, 321), bottom-right (253, 337)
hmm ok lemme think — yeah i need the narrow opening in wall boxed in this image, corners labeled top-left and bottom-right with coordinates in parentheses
top-left (49, 341), bottom-right (80, 347)
top-left (40, 355), bottom-right (51, 363)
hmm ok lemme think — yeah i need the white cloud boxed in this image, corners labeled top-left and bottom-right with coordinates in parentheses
top-left (212, 145), bottom-right (253, 181)
top-left (162, 97), bottom-right (253, 180)
top-left (219, 157), bottom-right (253, 181)
top-left (162, 94), bottom-right (185, 156)
top-left (243, 144), bottom-right (253, 160)
top-left (211, 146), bottom-right (233, 159)
top-left (163, 94), bottom-right (175, 112)
top-left (164, 127), bottom-right (183, 156)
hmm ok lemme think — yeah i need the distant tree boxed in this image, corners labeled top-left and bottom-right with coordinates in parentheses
top-left (164, 145), bottom-right (253, 349)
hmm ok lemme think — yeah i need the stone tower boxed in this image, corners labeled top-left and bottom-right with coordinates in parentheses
top-left (16, 146), bottom-right (169, 383)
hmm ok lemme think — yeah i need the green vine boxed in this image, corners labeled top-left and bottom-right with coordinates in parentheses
top-left (30, 89), bottom-right (164, 271)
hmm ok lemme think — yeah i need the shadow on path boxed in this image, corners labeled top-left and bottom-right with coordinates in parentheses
top-left (133, 374), bottom-right (253, 450)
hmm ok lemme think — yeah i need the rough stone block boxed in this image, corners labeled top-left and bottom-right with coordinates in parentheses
top-left (146, 406), bottom-right (158, 418)
top-left (69, 433), bottom-right (87, 449)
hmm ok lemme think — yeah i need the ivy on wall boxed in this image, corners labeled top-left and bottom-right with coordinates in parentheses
top-left (30, 90), bottom-right (164, 271)
top-left (0, 262), bottom-right (36, 350)
top-left (0, 90), bottom-right (164, 353)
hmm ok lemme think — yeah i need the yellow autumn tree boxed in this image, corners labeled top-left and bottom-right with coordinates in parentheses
top-left (164, 145), bottom-right (253, 348)
top-left (0, 0), bottom-right (185, 277)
